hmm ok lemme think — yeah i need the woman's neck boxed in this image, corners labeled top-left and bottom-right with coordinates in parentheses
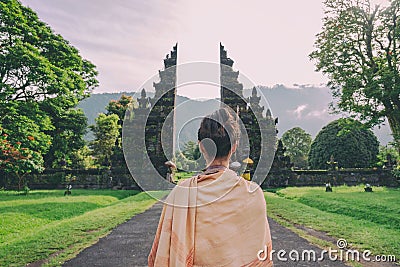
top-left (206, 157), bottom-right (229, 168)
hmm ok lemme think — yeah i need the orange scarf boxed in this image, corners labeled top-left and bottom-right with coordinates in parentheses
top-left (148, 169), bottom-right (273, 267)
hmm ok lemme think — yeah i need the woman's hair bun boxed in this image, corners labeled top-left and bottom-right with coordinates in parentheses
top-left (197, 107), bottom-right (240, 158)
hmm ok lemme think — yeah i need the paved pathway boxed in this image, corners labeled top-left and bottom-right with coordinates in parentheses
top-left (63, 201), bottom-right (348, 267)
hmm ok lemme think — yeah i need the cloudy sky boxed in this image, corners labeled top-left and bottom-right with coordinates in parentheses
top-left (10, 2), bottom-right (335, 94)
top-left (20, 0), bottom-right (390, 97)
top-left (20, 0), bottom-right (393, 143)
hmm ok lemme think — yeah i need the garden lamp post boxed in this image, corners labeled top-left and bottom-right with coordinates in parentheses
top-left (242, 157), bottom-right (253, 181)
top-left (364, 183), bottom-right (373, 192)
top-left (325, 183), bottom-right (332, 192)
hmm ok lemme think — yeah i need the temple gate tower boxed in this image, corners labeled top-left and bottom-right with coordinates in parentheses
top-left (220, 43), bottom-right (277, 177)
top-left (128, 44), bottom-right (276, 181)
top-left (128, 44), bottom-right (177, 179)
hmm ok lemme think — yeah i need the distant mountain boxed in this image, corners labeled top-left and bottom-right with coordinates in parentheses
top-left (78, 92), bottom-right (137, 140)
top-left (78, 92), bottom-right (147, 126)
top-left (77, 85), bottom-right (392, 145)
top-left (252, 85), bottom-right (392, 145)
top-left (77, 92), bottom-right (220, 145)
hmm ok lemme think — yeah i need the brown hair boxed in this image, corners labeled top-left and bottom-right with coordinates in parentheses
top-left (197, 108), bottom-right (240, 158)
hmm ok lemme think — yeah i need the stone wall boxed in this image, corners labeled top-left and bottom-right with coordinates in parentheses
top-left (262, 169), bottom-right (399, 188)
top-left (0, 168), bottom-right (140, 190)
top-left (1, 168), bottom-right (398, 190)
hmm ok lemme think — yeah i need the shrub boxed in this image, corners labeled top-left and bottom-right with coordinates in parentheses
top-left (309, 119), bottom-right (379, 169)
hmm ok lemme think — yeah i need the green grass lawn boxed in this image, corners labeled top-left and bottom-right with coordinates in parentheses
top-left (0, 189), bottom-right (167, 267)
top-left (264, 186), bottom-right (400, 262)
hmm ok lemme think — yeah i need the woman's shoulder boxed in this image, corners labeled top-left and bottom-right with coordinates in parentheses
top-left (238, 177), bottom-right (263, 193)
top-left (175, 174), bottom-right (200, 187)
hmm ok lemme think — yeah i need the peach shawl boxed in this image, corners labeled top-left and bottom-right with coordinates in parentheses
top-left (148, 168), bottom-right (273, 267)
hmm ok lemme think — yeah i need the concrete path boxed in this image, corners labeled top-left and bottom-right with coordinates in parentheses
top-left (63, 201), bottom-right (348, 267)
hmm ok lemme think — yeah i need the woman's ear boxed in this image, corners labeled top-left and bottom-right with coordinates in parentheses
top-left (231, 142), bottom-right (238, 154)
top-left (198, 140), bottom-right (210, 162)
top-left (198, 140), bottom-right (205, 155)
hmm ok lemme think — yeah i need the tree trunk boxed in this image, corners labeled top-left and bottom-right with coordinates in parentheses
top-left (17, 173), bottom-right (22, 191)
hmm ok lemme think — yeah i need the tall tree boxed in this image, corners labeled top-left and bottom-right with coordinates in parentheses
top-left (105, 95), bottom-right (134, 167)
top-left (45, 109), bottom-right (88, 168)
top-left (310, 0), bottom-right (400, 154)
top-left (0, 0), bottom-right (98, 168)
top-left (0, 0), bottom-right (98, 102)
top-left (281, 127), bottom-right (312, 168)
top-left (90, 113), bottom-right (120, 168)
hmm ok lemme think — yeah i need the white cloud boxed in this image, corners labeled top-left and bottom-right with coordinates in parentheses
top-left (306, 108), bottom-right (328, 118)
top-left (290, 104), bottom-right (308, 119)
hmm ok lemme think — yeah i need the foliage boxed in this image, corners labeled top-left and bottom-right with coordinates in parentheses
top-left (181, 141), bottom-right (201, 160)
top-left (310, 0), bottom-right (400, 152)
top-left (281, 127), bottom-right (312, 168)
top-left (90, 114), bottom-right (120, 167)
top-left (68, 145), bottom-right (95, 169)
top-left (376, 144), bottom-right (399, 167)
top-left (106, 94), bottom-right (135, 124)
top-left (175, 152), bottom-right (193, 170)
top-left (175, 141), bottom-right (203, 170)
top-left (105, 95), bottom-right (135, 167)
top-left (0, 102), bottom-right (53, 154)
top-left (23, 185), bottom-right (30, 195)
top-left (0, 0), bottom-right (98, 168)
top-left (0, 128), bottom-right (44, 190)
top-left (392, 165), bottom-right (400, 178)
top-left (46, 108), bottom-right (88, 168)
top-left (0, 0), bottom-right (98, 102)
top-left (308, 118), bottom-right (379, 169)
